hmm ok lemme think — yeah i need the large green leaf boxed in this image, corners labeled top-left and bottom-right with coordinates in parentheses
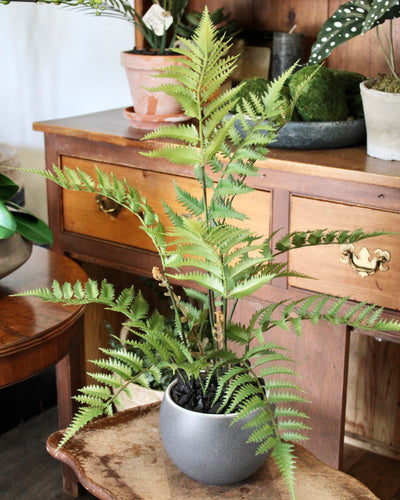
top-left (0, 173), bottom-right (18, 201)
top-left (0, 200), bottom-right (16, 239)
top-left (13, 212), bottom-right (53, 246)
top-left (308, 0), bottom-right (400, 65)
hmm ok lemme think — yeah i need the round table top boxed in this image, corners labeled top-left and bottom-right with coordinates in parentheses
top-left (0, 246), bottom-right (87, 386)
top-left (47, 402), bottom-right (378, 500)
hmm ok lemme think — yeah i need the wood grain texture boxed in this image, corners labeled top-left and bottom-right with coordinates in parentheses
top-left (46, 403), bottom-right (378, 500)
top-left (0, 247), bottom-right (86, 387)
top-left (235, 298), bottom-right (350, 469)
top-left (327, 0), bottom-right (400, 76)
top-left (0, 246), bottom-right (88, 496)
top-left (288, 196), bottom-right (400, 311)
top-left (33, 109), bottom-right (400, 188)
top-left (346, 331), bottom-right (400, 454)
top-left (60, 156), bottom-right (271, 253)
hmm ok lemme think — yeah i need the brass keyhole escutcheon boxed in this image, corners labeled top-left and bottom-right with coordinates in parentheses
top-left (95, 195), bottom-right (123, 218)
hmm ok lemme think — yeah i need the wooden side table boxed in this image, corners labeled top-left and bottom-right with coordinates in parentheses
top-left (47, 402), bottom-right (378, 500)
top-left (0, 246), bottom-right (87, 496)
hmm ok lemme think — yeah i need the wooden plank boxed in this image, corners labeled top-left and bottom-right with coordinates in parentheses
top-left (327, 0), bottom-right (400, 76)
top-left (235, 298), bottom-right (350, 469)
top-left (345, 331), bottom-right (400, 452)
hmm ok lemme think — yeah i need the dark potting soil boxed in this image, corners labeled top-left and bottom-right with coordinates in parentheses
top-left (125, 48), bottom-right (179, 56)
top-left (170, 373), bottom-right (226, 414)
top-left (170, 372), bottom-right (265, 414)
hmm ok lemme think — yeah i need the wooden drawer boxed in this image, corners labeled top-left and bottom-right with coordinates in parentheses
top-left (61, 157), bottom-right (272, 253)
top-left (288, 196), bottom-right (400, 311)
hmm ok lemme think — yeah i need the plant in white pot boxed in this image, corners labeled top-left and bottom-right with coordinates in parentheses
top-left (308, 0), bottom-right (400, 160)
top-left (0, 172), bottom-right (53, 278)
top-left (14, 10), bottom-right (400, 499)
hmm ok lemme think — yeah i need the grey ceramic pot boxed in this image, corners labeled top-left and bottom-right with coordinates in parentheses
top-left (159, 380), bottom-right (269, 485)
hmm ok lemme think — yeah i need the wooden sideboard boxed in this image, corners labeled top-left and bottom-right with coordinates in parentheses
top-left (33, 108), bottom-right (400, 472)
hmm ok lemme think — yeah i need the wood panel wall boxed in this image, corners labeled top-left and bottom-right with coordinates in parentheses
top-left (187, 0), bottom-right (400, 77)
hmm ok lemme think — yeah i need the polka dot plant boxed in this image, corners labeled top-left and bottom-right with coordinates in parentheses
top-left (308, 0), bottom-right (400, 77)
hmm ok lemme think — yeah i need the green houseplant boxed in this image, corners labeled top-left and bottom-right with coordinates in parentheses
top-left (308, 0), bottom-right (400, 160)
top-left (15, 10), bottom-right (400, 499)
top-left (0, 172), bottom-right (53, 278)
top-left (3, 0), bottom-right (237, 123)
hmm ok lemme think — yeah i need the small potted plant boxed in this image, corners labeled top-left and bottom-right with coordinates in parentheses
top-left (15, 10), bottom-right (400, 499)
top-left (308, 0), bottom-right (400, 160)
top-left (2, 0), bottom-right (236, 127)
top-left (0, 172), bottom-right (53, 278)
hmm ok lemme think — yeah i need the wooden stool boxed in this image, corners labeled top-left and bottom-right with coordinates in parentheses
top-left (47, 402), bottom-right (378, 499)
top-left (0, 246), bottom-right (87, 496)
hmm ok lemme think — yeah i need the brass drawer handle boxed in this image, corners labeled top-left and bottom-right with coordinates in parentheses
top-left (95, 195), bottom-right (123, 217)
top-left (340, 244), bottom-right (391, 278)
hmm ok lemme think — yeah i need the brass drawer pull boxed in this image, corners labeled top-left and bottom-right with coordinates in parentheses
top-left (340, 244), bottom-right (391, 278)
top-left (95, 195), bottom-right (123, 217)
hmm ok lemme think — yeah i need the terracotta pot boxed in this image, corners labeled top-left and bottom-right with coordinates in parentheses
top-left (0, 234), bottom-right (32, 279)
top-left (159, 380), bottom-right (269, 485)
top-left (360, 80), bottom-right (400, 161)
top-left (121, 52), bottom-right (185, 118)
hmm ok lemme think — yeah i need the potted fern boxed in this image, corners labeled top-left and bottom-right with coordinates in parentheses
top-left (308, 0), bottom-right (400, 160)
top-left (0, 172), bottom-right (52, 278)
top-left (15, 10), bottom-right (400, 499)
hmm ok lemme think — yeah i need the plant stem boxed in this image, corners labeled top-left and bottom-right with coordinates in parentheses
top-left (376, 23), bottom-right (398, 79)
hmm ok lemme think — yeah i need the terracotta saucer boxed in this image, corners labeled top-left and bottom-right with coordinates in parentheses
top-left (124, 106), bottom-right (190, 130)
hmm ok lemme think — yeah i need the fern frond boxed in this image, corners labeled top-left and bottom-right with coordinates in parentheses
top-left (270, 441), bottom-right (297, 500)
top-left (229, 274), bottom-right (275, 299)
top-left (77, 385), bottom-right (112, 400)
top-left (173, 183), bottom-right (204, 217)
top-left (142, 123), bottom-right (199, 145)
top-left (58, 406), bottom-right (104, 448)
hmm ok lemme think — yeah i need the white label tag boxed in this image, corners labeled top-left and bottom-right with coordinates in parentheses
top-left (142, 4), bottom-right (173, 37)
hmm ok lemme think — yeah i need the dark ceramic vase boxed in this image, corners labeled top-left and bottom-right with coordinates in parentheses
top-left (159, 380), bottom-right (269, 485)
top-left (0, 234), bottom-right (32, 279)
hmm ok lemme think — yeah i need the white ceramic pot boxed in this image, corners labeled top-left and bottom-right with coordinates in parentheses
top-left (159, 380), bottom-right (270, 485)
top-left (360, 80), bottom-right (400, 161)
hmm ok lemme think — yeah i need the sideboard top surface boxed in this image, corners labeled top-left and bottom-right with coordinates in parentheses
top-left (33, 108), bottom-right (400, 189)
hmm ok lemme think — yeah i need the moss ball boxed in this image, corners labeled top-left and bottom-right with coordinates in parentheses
top-left (235, 77), bottom-right (268, 101)
top-left (330, 69), bottom-right (366, 95)
top-left (288, 65), bottom-right (349, 122)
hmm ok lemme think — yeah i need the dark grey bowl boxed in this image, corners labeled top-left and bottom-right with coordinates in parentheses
top-left (230, 114), bottom-right (366, 150)
top-left (159, 381), bottom-right (269, 485)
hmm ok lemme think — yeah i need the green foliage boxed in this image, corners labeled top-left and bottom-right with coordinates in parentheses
top-left (13, 9), bottom-right (400, 499)
top-left (8, 0), bottom-right (190, 53)
top-left (176, 6), bottom-right (242, 41)
top-left (308, 0), bottom-right (400, 79)
top-left (0, 173), bottom-right (53, 245)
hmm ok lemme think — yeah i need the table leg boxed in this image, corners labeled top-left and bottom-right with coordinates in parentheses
top-left (55, 316), bottom-right (85, 497)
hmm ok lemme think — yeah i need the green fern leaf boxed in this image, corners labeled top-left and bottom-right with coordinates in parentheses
top-left (72, 394), bottom-right (105, 407)
top-left (274, 407), bottom-right (309, 420)
top-left (174, 183), bottom-right (204, 217)
top-left (58, 406), bottom-right (104, 449)
top-left (77, 385), bottom-right (112, 399)
top-left (144, 145), bottom-right (201, 166)
top-left (280, 431), bottom-right (309, 443)
top-left (229, 275), bottom-right (275, 299)
top-left (143, 123), bottom-right (199, 145)
top-left (271, 441), bottom-right (297, 500)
